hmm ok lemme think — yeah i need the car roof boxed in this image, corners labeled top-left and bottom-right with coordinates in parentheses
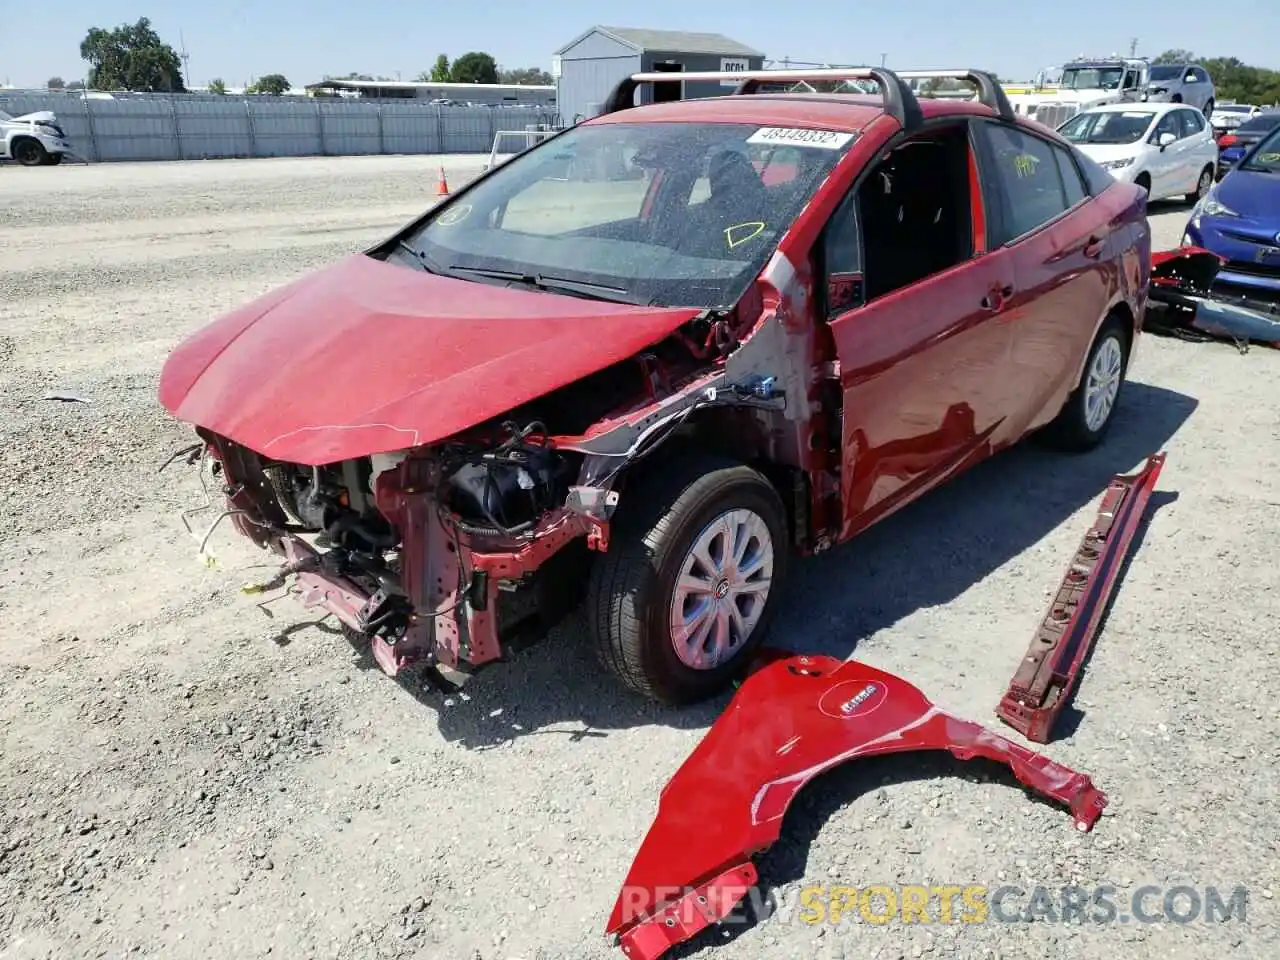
top-left (1076, 101), bottom-right (1191, 115)
top-left (586, 92), bottom-right (1002, 134)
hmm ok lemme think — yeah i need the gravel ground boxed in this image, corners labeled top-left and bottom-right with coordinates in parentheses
top-left (1, 155), bottom-right (1277, 960)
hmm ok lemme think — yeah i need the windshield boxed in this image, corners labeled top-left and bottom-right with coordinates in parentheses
top-left (1148, 66), bottom-right (1183, 82)
top-left (1242, 127), bottom-right (1280, 173)
top-left (1060, 66), bottom-right (1124, 90)
top-left (398, 121), bottom-right (854, 309)
top-left (1058, 110), bottom-right (1154, 145)
top-left (1238, 113), bottom-right (1280, 133)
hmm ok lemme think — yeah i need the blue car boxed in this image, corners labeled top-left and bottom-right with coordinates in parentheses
top-left (1216, 110), bottom-right (1280, 177)
top-left (1185, 123), bottom-right (1280, 305)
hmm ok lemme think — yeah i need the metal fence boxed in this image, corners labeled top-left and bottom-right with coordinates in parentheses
top-left (0, 91), bottom-right (560, 163)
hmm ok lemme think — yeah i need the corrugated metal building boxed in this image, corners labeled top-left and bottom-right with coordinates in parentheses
top-left (552, 26), bottom-right (765, 125)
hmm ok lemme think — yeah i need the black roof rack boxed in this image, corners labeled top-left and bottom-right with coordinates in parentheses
top-left (599, 67), bottom-right (1014, 131)
top-left (601, 67), bottom-right (921, 131)
top-left (894, 69), bottom-right (1014, 121)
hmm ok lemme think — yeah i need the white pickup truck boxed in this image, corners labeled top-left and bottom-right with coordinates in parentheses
top-left (1, 109), bottom-right (75, 166)
top-left (1004, 57), bottom-right (1150, 130)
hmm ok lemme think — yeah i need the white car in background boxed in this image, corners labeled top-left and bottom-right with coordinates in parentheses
top-left (1056, 102), bottom-right (1219, 203)
top-left (0, 108), bottom-right (74, 166)
top-left (1209, 103), bottom-right (1261, 133)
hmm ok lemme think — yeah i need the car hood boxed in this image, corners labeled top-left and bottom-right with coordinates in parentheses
top-left (1072, 141), bottom-right (1144, 164)
top-left (1213, 168), bottom-right (1280, 220)
top-left (158, 253), bottom-right (703, 465)
top-left (9, 110), bottom-right (57, 124)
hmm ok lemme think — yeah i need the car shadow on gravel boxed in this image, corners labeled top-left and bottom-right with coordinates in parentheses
top-left (364, 379), bottom-right (1195, 750)
top-left (769, 379), bottom-right (1196, 662)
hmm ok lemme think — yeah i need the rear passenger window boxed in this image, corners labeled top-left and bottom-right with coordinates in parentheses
top-left (975, 123), bottom-right (1073, 244)
top-left (1178, 109), bottom-right (1205, 137)
top-left (1054, 147), bottom-right (1087, 208)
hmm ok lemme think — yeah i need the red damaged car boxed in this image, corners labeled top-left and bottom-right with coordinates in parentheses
top-left (159, 68), bottom-right (1151, 705)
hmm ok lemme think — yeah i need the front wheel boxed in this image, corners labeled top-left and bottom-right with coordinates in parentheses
top-left (1044, 317), bottom-right (1129, 452)
top-left (1203, 98), bottom-right (1215, 119)
top-left (586, 453), bottom-right (789, 705)
top-left (11, 137), bottom-right (47, 167)
top-left (42, 152), bottom-right (63, 166)
top-left (1186, 165), bottom-right (1214, 203)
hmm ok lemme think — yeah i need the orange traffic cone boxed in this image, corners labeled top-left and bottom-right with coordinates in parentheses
top-left (436, 166), bottom-right (450, 197)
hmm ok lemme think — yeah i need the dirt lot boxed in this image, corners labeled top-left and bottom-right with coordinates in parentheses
top-left (1, 155), bottom-right (1277, 960)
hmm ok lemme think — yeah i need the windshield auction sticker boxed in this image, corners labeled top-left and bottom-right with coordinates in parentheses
top-left (747, 127), bottom-right (855, 149)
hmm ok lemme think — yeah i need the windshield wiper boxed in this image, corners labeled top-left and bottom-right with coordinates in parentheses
top-left (397, 240), bottom-right (470, 279)
top-left (446, 266), bottom-right (654, 305)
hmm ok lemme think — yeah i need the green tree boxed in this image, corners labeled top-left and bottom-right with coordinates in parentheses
top-left (499, 66), bottom-right (553, 85)
top-left (80, 17), bottom-right (185, 91)
top-left (248, 73), bottom-right (290, 95)
top-left (1152, 49), bottom-right (1196, 65)
top-left (423, 54), bottom-right (450, 83)
top-left (47, 76), bottom-right (66, 89)
top-left (207, 77), bottom-right (227, 94)
top-left (66, 80), bottom-right (86, 91)
top-left (450, 52), bottom-right (498, 84)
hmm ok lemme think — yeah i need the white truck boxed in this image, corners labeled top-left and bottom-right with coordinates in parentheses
top-left (1004, 56), bottom-right (1150, 130)
top-left (1, 109), bottom-right (75, 166)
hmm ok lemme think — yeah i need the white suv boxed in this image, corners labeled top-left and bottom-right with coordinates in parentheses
top-left (1, 109), bottom-right (74, 166)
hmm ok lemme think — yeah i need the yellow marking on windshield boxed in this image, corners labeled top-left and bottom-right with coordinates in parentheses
top-left (437, 204), bottom-right (472, 225)
top-left (725, 221), bottom-right (766, 249)
top-left (1257, 152), bottom-right (1280, 163)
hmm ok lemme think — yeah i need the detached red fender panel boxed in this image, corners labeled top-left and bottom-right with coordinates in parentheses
top-left (607, 651), bottom-right (1107, 960)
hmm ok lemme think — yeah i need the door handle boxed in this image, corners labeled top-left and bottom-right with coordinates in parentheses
top-left (1083, 236), bottom-right (1105, 259)
top-left (981, 284), bottom-right (1014, 311)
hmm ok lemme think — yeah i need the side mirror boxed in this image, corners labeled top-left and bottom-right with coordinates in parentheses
top-left (1158, 132), bottom-right (1177, 147)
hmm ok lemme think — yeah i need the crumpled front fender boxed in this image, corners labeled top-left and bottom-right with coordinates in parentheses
top-left (607, 651), bottom-right (1107, 959)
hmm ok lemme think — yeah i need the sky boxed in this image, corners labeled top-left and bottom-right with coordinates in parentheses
top-left (3, 0), bottom-right (1278, 90)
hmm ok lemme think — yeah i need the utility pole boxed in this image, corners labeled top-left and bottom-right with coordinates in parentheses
top-left (179, 30), bottom-right (191, 88)
top-left (880, 53), bottom-right (887, 68)
top-left (1129, 37), bottom-right (1138, 57)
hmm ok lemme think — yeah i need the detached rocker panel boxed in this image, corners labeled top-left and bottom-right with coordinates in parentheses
top-left (996, 452), bottom-right (1166, 743)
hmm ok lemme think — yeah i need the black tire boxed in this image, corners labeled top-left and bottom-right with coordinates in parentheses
top-left (585, 453), bottom-right (789, 705)
top-left (1186, 165), bottom-right (1214, 203)
top-left (11, 137), bottom-right (46, 167)
top-left (1203, 98), bottom-right (1215, 119)
top-left (1044, 316), bottom-right (1129, 452)
top-left (42, 152), bottom-right (63, 166)
top-left (1134, 172), bottom-right (1151, 195)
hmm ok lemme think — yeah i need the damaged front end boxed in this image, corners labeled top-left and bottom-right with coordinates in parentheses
top-left (607, 650), bottom-right (1107, 960)
top-left (163, 295), bottom-right (807, 687)
top-left (1147, 247), bottom-right (1280, 351)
